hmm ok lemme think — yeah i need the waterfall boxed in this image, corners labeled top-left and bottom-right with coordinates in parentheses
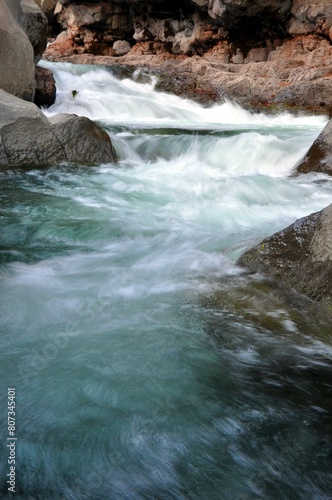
top-left (0, 61), bottom-right (332, 499)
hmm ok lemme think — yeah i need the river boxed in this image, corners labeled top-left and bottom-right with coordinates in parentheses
top-left (1, 61), bottom-right (332, 499)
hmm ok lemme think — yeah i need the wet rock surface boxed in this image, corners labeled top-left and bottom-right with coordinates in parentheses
top-left (238, 204), bottom-right (332, 308)
top-left (296, 119), bottom-right (332, 176)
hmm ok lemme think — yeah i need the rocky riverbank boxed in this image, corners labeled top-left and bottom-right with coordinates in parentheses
top-left (41, 0), bottom-right (332, 112)
top-left (3, 0), bottom-right (332, 308)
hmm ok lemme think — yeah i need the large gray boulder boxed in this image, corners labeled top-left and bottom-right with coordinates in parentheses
top-left (0, 89), bottom-right (117, 166)
top-left (49, 113), bottom-right (117, 164)
top-left (238, 204), bottom-right (332, 308)
top-left (296, 119), bottom-right (332, 176)
top-left (0, 89), bottom-right (64, 164)
top-left (0, 0), bottom-right (35, 100)
top-left (4, 0), bottom-right (21, 20)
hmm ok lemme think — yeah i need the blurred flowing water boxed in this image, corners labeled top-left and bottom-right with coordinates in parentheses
top-left (1, 62), bottom-right (332, 499)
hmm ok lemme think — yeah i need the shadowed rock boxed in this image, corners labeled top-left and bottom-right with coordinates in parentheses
top-left (21, 0), bottom-right (48, 63)
top-left (238, 204), bottom-right (332, 308)
top-left (34, 66), bottom-right (56, 107)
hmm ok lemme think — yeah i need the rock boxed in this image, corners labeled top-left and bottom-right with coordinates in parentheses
top-left (0, 0), bottom-right (35, 100)
top-left (0, 88), bottom-right (64, 164)
top-left (288, 0), bottom-right (332, 38)
top-left (4, 0), bottom-right (21, 20)
top-left (60, 2), bottom-right (103, 28)
top-left (192, 0), bottom-right (292, 23)
top-left (34, 66), bottom-right (56, 108)
top-left (49, 113), bottom-right (117, 164)
top-left (52, 1), bottom-right (133, 55)
top-left (296, 119), bottom-right (332, 176)
top-left (42, 1), bottom-right (332, 111)
top-left (34, 0), bottom-right (61, 38)
top-left (273, 79), bottom-right (332, 108)
top-left (34, 0), bottom-right (57, 15)
top-left (20, 0), bottom-right (48, 63)
top-left (0, 89), bottom-right (117, 166)
top-left (238, 204), bottom-right (332, 307)
top-left (113, 40), bottom-right (132, 56)
top-left (47, 29), bottom-right (77, 57)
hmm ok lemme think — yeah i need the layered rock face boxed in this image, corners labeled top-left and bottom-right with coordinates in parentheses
top-left (42, 0), bottom-right (332, 110)
top-left (46, 0), bottom-right (293, 57)
top-left (44, 0), bottom-right (332, 59)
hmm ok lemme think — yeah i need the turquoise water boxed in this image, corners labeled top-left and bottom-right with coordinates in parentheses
top-left (1, 62), bottom-right (332, 498)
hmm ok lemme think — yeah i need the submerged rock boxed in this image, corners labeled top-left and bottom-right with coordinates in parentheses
top-left (296, 119), bottom-right (332, 176)
top-left (238, 204), bottom-right (332, 308)
top-left (0, 90), bottom-right (117, 166)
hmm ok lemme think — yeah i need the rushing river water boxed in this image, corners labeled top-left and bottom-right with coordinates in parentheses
top-left (1, 62), bottom-right (332, 499)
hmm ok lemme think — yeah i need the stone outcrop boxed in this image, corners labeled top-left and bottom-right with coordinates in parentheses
top-left (0, 0), bottom-right (35, 100)
top-left (296, 119), bottom-right (332, 176)
top-left (0, 89), bottom-right (117, 166)
top-left (46, 0), bottom-right (293, 57)
top-left (44, 0), bottom-right (332, 60)
top-left (48, 34), bottom-right (332, 109)
top-left (42, 1), bottom-right (332, 111)
top-left (238, 204), bottom-right (332, 308)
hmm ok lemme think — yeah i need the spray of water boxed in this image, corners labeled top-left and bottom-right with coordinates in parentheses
top-left (0, 61), bottom-right (331, 499)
